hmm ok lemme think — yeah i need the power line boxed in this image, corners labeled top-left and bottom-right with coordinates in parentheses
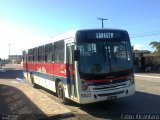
top-left (130, 30), bottom-right (160, 36)
top-left (130, 33), bottom-right (160, 38)
top-left (126, 19), bottom-right (160, 29)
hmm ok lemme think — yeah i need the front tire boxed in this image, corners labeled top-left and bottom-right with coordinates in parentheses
top-left (57, 82), bottom-right (68, 104)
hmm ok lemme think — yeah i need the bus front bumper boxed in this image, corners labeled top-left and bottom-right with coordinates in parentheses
top-left (79, 84), bottom-right (135, 104)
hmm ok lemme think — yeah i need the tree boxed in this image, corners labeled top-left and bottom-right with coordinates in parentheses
top-left (149, 41), bottom-right (160, 54)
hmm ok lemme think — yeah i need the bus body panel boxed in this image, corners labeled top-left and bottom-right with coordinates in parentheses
top-left (23, 29), bottom-right (135, 104)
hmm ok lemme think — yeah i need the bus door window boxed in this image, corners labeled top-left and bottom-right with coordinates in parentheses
top-left (67, 44), bottom-right (77, 98)
top-left (68, 45), bottom-right (75, 77)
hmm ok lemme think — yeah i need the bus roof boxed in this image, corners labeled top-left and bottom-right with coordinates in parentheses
top-left (51, 28), bottom-right (128, 42)
top-left (76, 28), bottom-right (127, 32)
top-left (51, 30), bottom-right (77, 42)
top-left (24, 28), bottom-right (128, 51)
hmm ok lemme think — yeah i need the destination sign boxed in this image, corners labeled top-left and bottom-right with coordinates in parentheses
top-left (76, 30), bottom-right (129, 44)
top-left (96, 33), bottom-right (114, 39)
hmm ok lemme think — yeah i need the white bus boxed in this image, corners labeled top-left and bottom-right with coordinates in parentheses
top-left (23, 29), bottom-right (135, 104)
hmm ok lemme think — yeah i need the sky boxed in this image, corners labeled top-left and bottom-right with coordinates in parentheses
top-left (0, 0), bottom-right (160, 59)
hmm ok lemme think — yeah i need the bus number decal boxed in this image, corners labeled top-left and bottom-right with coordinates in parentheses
top-left (81, 93), bottom-right (91, 98)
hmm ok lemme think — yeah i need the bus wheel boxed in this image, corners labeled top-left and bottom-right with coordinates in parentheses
top-left (57, 82), bottom-right (68, 104)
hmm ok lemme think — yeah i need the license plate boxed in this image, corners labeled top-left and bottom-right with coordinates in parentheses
top-left (107, 96), bottom-right (117, 100)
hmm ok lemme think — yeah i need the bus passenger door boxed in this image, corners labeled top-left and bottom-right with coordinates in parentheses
top-left (67, 44), bottom-right (77, 99)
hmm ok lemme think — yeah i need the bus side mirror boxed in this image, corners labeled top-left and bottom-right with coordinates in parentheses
top-left (74, 50), bottom-right (80, 61)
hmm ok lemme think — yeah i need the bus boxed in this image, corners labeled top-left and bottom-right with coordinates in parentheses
top-left (23, 29), bottom-right (135, 104)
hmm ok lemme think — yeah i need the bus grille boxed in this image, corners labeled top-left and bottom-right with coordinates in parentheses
top-left (97, 90), bottom-right (125, 97)
top-left (92, 81), bottom-right (129, 90)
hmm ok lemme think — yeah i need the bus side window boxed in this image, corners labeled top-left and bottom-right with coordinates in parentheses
top-left (54, 40), bottom-right (64, 62)
top-left (28, 49), bottom-right (33, 62)
top-left (38, 45), bottom-right (45, 62)
top-left (45, 43), bottom-right (53, 62)
top-left (33, 47), bottom-right (38, 62)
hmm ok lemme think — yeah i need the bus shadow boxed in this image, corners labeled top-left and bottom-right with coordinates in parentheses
top-left (78, 91), bottom-right (160, 120)
top-left (0, 84), bottom-right (46, 120)
top-left (40, 87), bottom-right (160, 119)
top-left (0, 70), bottom-right (24, 79)
top-left (0, 84), bottom-right (75, 120)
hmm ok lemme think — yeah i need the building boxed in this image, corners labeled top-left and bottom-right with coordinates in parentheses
top-left (133, 50), bottom-right (160, 72)
top-left (8, 55), bottom-right (22, 64)
top-left (143, 53), bottom-right (160, 72)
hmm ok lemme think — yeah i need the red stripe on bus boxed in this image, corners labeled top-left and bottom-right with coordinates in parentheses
top-left (24, 62), bottom-right (69, 77)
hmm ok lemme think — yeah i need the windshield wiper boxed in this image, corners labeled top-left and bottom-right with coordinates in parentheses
top-left (113, 52), bottom-right (118, 64)
top-left (106, 44), bottom-right (112, 71)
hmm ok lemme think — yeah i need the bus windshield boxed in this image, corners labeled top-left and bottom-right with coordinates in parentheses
top-left (78, 40), bottom-right (133, 75)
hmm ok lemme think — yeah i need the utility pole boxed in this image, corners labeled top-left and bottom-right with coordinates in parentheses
top-left (97, 18), bottom-right (108, 28)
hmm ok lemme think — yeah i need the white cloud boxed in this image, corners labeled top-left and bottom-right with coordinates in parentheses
top-left (133, 43), bottom-right (149, 50)
top-left (133, 44), bottom-right (143, 50)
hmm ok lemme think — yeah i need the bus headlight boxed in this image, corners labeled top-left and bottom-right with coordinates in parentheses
top-left (81, 84), bottom-right (88, 90)
top-left (81, 80), bottom-right (89, 90)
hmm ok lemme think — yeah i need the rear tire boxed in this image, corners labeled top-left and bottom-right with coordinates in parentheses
top-left (57, 82), bottom-right (68, 104)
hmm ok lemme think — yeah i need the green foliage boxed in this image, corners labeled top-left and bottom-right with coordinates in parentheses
top-left (149, 41), bottom-right (160, 54)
